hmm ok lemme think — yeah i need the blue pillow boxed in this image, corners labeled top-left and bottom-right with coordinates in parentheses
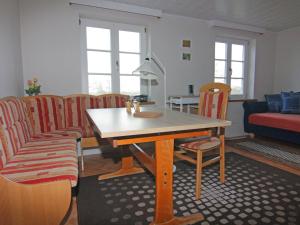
top-left (281, 92), bottom-right (300, 114)
top-left (264, 94), bottom-right (282, 112)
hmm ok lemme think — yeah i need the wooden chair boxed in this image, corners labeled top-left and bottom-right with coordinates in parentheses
top-left (0, 175), bottom-right (72, 225)
top-left (174, 82), bottom-right (231, 199)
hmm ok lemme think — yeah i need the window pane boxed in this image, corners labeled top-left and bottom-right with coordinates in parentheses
top-left (232, 44), bottom-right (244, 61)
top-left (231, 79), bottom-right (243, 95)
top-left (214, 78), bottom-right (226, 84)
top-left (86, 27), bottom-right (111, 50)
top-left (231, 62), bottom-right (244, 78)
top-left (120, 53), bottom-right (140, 74)
top-left (215, 42), bottom-right (226, 59)
top-left (119, 31), bottom-right (140, 53)
top-left (88, 75), bottom-right (111, 94)
top-left (215, 60), bottom-right (226, 77)
top-left (120, 76), bottom-right (140, 95)
top-left (87, 51), bottom-right (111, 74)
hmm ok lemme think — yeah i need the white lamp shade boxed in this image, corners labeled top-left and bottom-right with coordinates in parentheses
top-left (133, 58), bottom-right (161, 80)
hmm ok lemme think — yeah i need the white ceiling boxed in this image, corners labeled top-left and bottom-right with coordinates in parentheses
top-left (109, 0), bottom-right (300, 31)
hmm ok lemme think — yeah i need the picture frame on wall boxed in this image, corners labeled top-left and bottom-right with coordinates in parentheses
top-left (182, 40), bottom-right (191, 48)
top-left (182, 53), bottom-right (191, 61)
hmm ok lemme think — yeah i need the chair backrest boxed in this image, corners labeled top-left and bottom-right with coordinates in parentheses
top-left (22, 95), bottom-right (66, 135)
top-left (198, 83), bottom-right (231, 120)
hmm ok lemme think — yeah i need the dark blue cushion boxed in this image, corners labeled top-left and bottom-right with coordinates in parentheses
top-left (281, 92), bottom-right (300, 114)
top-left (264, 94), bottom-right (282, 112)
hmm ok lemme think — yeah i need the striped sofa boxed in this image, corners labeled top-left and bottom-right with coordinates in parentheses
top-left (0, 97), bottom-right (78, 187)
top-left (0, 93), bottom-right (129, 184)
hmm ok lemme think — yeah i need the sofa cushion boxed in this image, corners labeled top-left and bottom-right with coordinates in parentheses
top-left (281, 92), bottom-right (300, 114)
top-left (97, 94), bottom-right (129, 108)
top-left (22, 95), bottom-right (66, 135)
top-left (249, 113), bottom-right (300, 133)
top-left (1, 152), bottom-right (78, 187)
top-left (0, 136), bottom-right (7, 169)
top-left (64, 95), bottom-right (99, 138)
top-left (1, 139), bottom-right (78, 187)
top-left (264, 94), bottom-right (282, 112)
top-left (0, 97), bottom-right (34, 155)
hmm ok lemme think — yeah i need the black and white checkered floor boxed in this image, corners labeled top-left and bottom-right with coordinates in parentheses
top-left (78, 153), bottom-right (300, 225)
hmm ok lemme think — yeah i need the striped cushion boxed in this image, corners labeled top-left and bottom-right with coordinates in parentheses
top-left (64, 95), bottom-right (99, 138)
top-left (0, 135), bottom-right (6, 169)
top-left (1, 150), bottom-right (78, 187)
top-left (98, 94), bottom-right (129, 108)
top-left (200, 91), bottom-right (225, 119)
top-left (0, 98), bottom-right (33, 157)
top-left (180, 137), bottom-right (221, 151)
top-left (22, 96), bottom-right (66, 135)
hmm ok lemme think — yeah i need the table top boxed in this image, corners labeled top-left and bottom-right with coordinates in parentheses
top-left (87, 107), bottom-right (231, 138)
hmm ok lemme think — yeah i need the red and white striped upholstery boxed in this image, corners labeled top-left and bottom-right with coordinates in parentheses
top-left (0, 97), bottom-right (32, 158)
top-left (64, 95), bottom-right (99, 138)
top-left (22, 95), bottom-right (65, 134)
top-left (200, 91), bottom-right (225, 119)
top-left (0, 136), bottom-right (7, 169)
top-left (64, 94), bottom-right (129, 138)
top-left (1, 149), bottom-right (78, 186)
top-left (97, 94), bottom-right (129, 108)
top-left (22, 95), bottom-right (81, 139)
top-left (0, 97), bottom-right (78, 187)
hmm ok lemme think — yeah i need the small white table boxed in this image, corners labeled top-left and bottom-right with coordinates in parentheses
top-left (169, 95), bottom-right (199, 113)
top-left (87, 107), bottom-right (231, 225)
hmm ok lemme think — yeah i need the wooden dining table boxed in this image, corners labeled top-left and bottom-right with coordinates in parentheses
top-left (86, 107), bottom-right (231, 225)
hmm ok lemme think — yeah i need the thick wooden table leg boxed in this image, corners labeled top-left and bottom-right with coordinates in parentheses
top-left (98, 156), bottom-right (144, 180)
top-left (150, 139), bottom-right (204, 225)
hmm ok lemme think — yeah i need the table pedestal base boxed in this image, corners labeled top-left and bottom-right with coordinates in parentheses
top-left (98, 156), bottom-right (144, 180)
top-left (150, 213), bottom-right (204, 225)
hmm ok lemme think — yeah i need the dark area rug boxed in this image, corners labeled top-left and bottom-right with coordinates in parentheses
top-left (77, 153), bottom-right (300, 225)
top-left (228, 138), bottom-right (300, 168)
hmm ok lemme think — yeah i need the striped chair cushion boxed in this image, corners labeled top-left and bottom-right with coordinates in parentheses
top-left (200, 91), bottom-right (225, 119)
top-left (64, 95), bottom-right (99, 138)
top-left (22, 96), bottom-right (66, 135)
top-left (180, 137), bottom-right (221, 151)
top-left (97, 94), bottom-right (129, 108)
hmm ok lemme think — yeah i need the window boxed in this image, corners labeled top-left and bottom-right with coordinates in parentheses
top-left (214, 38), bottom-right (248, 97)
top-left (81, 19), bottom-right (146, 95)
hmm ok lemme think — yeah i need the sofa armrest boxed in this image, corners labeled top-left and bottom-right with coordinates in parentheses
top-left (242, 101), bottom-right (268, 132)
top-left (0, 175), bottom-right (71, 225)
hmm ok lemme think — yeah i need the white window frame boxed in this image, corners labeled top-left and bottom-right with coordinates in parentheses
top-left (214, 37), bottom-right (249, 99)
top-left (80, 19), bottom-right (146, 95)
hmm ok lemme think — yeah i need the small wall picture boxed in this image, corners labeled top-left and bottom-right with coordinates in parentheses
top-left (182, 53), bottom-right (191, 61)
top-left (182, 39), bottom-right (191, 48)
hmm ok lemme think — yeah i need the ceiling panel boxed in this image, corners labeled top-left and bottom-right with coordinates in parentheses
top-left (109, 0), bottom-right (300, 31)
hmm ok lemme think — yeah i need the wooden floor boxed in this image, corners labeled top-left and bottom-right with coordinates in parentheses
top-left (65, 140), bottom-right (300, 225)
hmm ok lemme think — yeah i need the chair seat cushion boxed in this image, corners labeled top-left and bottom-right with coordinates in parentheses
top-left (179, 137), bottom-right (221, 151)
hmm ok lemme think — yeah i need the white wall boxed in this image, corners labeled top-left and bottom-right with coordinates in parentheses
top-left (0, 0), bottom-right (23, 97)
top-left (273, 26), bottom-right (300, 92)
top-left (19, 0), bottom-right (276, 100)
top-left (19, 0), bottom-right (277, 137)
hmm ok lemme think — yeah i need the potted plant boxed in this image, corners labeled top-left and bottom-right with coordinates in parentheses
top-left (25, 78), bottom-right (41, 96)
